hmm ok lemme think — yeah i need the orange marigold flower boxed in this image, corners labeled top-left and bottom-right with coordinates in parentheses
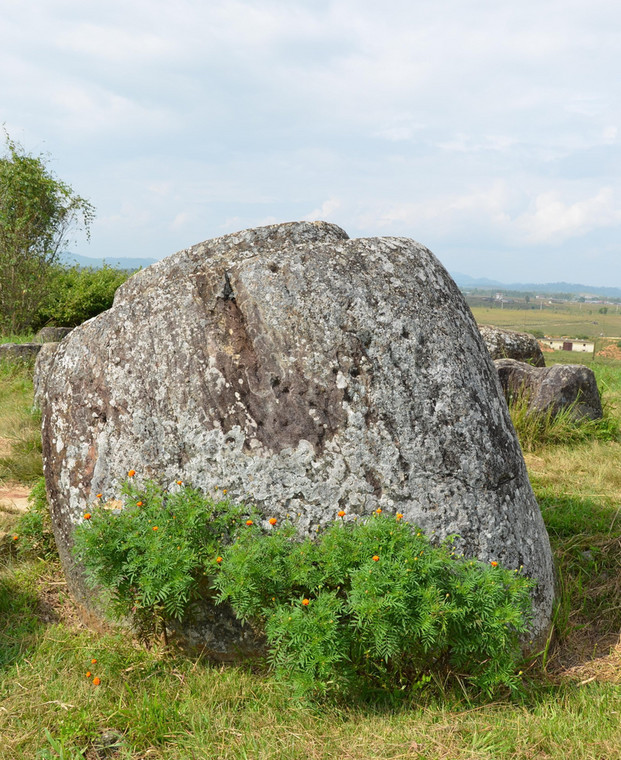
top-left (246, 520), bottom-right (253, 526)
top-left (269, 517), bottom-right (277, 525)
top-left (92, 677), bottom-right (101, 686)
top-left (12, 534), bottom-right (18, 541)
top-left (375, 508), bottom-right (382, 514)
top-left (128, 469), bottom-right (136, 477)
top-left (396, 513), bottom-right (403, 520)
top-left (302, 598), bottom-right (310, 606)
top-left (84, 513), bottom-right (92, 520)
top-left (176, 480), bottom-right (183, 485)
top-left (91, 658), bottom-right (97, 664)
top-left (372, 555), bottom-right (380, 562)
top-left (338, 510), bottom-right (346, 518)
top-left (136, 501), bottom-right (143, 507)
top-left (490, 561), bottom-right (498, 567)
top-left (86, 671), bottom-right (92, 678)
top-left (152, 526), bottom-right (158, 531)
top-left (96, 493), bottom-right (102, 499)
top-left (216, 556), bottom-right (223, 564)
top-left (222, 489), bottom-right (228, 495)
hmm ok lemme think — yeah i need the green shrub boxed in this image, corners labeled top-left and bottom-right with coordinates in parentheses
top-left (73, 480), bottom-right (260, 643)
top-left (215, 513), bottom-right (533, 699)
top-left (74, 480), bottom-right (534, 699)
top-left (35, 264), bottom-right (131, 328)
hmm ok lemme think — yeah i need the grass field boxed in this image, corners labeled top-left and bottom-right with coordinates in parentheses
top-left (0, 360), bottom-right (43, 485)
top-left (1, 316), bottom-right (620, 758)
top-left (470, 303), bottom-right (621, 342)
top-left (0, 333), bottom-right (38, 345)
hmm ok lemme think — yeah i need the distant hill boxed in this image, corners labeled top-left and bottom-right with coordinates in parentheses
top-left (60, 252), bottom-right (157, 270)
top-left (451, 272), bottom-right (621, 299)
top-left (451, 273), bottom-right (504, 288)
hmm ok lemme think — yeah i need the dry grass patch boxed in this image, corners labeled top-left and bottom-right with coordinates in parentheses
top-left (524, 441), bottom-right (621, 512)
top-left (0, 437), bottom-right (12, 458)
top-left (562, 639), bottom-right (621, 685)
top-left (526, 442), bottom-right (621, 677)
top-left (0, 361), bottom-right (42, 485)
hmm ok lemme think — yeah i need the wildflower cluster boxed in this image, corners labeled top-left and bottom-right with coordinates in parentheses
top-left (85, 657), bottom-right (101, 686)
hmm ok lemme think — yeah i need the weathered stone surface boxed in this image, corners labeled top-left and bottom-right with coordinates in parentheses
top-left (479, 325), bottom-right (546, 367)
top-left (38, 221), bottom-right (554, 646)
top-left (0, 342), bottom-right (42, 361)
top-left (33, 343), bottom-right (60, 410)
top-left (495, 359), bottom-right (603, 421)
top-left (36, 326), bottom-right (73, 343)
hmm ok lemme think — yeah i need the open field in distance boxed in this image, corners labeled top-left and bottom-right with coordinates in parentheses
top-left (469, 303), bottom-right (621, 342)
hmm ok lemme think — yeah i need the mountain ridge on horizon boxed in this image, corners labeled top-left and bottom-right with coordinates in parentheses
top-left (60, 251), bottom-right (158, 271)
top-left (60, 252), bottom-right (621, 299)
top-left (451, 271), bottom-right (621, 298)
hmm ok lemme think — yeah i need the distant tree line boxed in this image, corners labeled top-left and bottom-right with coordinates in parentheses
top-left (35, 263), bottom-right (131, 330)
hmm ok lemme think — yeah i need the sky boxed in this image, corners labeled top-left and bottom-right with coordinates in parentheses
top-left (1, 0), bottom-right (620, 286)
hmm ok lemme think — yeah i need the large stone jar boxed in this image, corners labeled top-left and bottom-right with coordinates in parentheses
top-left (38, 221), bottom-right (555, 650)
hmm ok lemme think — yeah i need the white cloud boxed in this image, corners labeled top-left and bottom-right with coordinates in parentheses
top-left (171, 211), bottom-right (192, 230)
top-left (147, 181), bottom-right (173, 197)
top-left (435, 134), bottom-right (520, 154)
top-left (517, 188), bottom-right (621, 243)
top-left (303, 198), bottom-right (342, 222)
top-left (254, 215), bottom-right (280, 227)
top-left (55, 23), bottom-right (173, 61)
top-left (99, 202), bottom-right (152, 230)
top-left (367, 183), bottom-right (621, 252)
top-left (374, 127), bottom-right (415, 142)
top-left (602, 125), bottom-right (618, 144)
top-left (46, 82), bottom-right (177, 135)
top-left (364, 183), bottom-right (514, 234)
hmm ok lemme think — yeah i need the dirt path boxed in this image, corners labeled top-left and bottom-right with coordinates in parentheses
top-left (0, 484), bottom-right (31, 513)
top-left (0, 433), bottom-right (32, 513)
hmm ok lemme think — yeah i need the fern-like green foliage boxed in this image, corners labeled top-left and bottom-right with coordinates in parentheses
top-left (72, 480), bottom-right (260, 642)
top-left (74, 480), bottom-right (534, 698)
top-left (213, 514), bottom-right (534, 698)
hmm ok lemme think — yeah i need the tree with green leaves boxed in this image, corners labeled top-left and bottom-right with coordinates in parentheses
top-left (0, 131), bottom-right (95, 335)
